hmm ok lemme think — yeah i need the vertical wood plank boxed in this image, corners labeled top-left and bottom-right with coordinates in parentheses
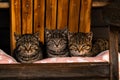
top-left (57, 0), bottom-right (69, 29)
top-left (10, 0), bottom-right (21, 54)
top-left (109, 27), bottom-right (119, 80)
top-left (34, 0), bottom-right (45, 43)
top-left (68, 0), bottom-right (80, 32)
top-left (46, 0), bottom-right (57, 30)
top-left (79, 0), bottom-right (92, 33)
top-left (22, 0), bottom-right (33, 34)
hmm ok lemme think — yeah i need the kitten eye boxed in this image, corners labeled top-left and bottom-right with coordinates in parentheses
top-left (34, 46), bottom-right (38, 50)
top-left (59, 39), bottom-right (65, 45)
top-left (30, 46), bottom-right (34, 49)
top-left (47, 40), bottom-right (54, 45)
top-left (70, 46), bottom-right (77, 50)
top-left (82, 45), bottom-right (90, 50)
top-left (30, 45), bottom-right (38, 49)
top-left (18, 46), bottom-right (25, 50)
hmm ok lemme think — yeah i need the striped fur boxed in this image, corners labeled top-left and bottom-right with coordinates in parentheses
top-left (91, 39), bottom-right (109, 56)
top-left (45, 28), bottom-right (69, 57)
top-left (13, 32), bottom-right (43, 63)
top-left (68, 32), bottom-right (93, 57)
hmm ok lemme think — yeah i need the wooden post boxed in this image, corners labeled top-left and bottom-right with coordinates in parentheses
top-left (10, 0), bottom-right (21, 54)
top-left (109, 27), bottom-right (119, 80)
top-left (79, 0), bottom-right (92, 33)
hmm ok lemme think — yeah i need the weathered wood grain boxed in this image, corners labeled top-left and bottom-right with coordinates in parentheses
top-left (34, 0), bottom-right (45, 43)
top-left (0, 63), bottom-right (109, 80)
top-left (68, 0), bottom-right (80, 32)
top-left (21, 0), bottom-right (33, 34)
top-left (57, 0), bottom-right (69, 29)
top-left (10, 0), bottom-right (21, 54)
top-left (46, 0), bottom-right (57, 29)
top-left (79, 0), bottom-right (92, 33)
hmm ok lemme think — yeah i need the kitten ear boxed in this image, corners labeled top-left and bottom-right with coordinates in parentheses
top-left (45, 28), bottom-right (51, 37)
top-left (14, 32), bottom-right (21, 41)
top-left (63, 27), bottom-right (68, 34)
top-left (45, 28), bottom-right (49, 35)
top-left (87, 32), bottom-right (93, 42)
top-left (34, 32), bottom-right (39, 38)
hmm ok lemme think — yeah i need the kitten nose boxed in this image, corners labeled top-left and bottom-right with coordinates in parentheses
top-left (56, 44), bottom-right (59, 47)
top-left (78, 46), bottom-right (82, 51)
top-left (55, 39), bottom-right (60, 46)
top-left (26, 43), bottom-right (31, 50)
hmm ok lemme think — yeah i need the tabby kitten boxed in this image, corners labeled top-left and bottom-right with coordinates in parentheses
top-left (45, 28), bottom-right (69, 57)
top-left (91, 39), bottom-right (109, 56)
top-left (13, 32), bottom-right (43, 63)
top-left (68, 32), bottom-right (93, 57)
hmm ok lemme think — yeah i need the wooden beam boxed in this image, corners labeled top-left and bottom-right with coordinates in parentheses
top-left (79, 0), bottom-right (92, 33)
top-left (0, 2), bottom-right (9, 8)
top-left (0, 63), bottom-right (109, 80)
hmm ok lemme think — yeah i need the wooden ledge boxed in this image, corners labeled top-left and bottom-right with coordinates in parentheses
top-left (92, 0), bottom-right (110, 7)
top-left (0, 2), bottom-right (9, 8)
top-left (0, 62), bottom-right (109, 79)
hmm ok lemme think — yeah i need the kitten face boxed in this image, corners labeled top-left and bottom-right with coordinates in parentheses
top-left (46, 38), bottom-right (67, 52)
top-left (45, 28), bottom-right (69, 57)
top-left (14, 32), bottom-right (43, 63)
top-left (17, 42), bottom-right (39, 55)
top-left (68, 32), bottom-right (93, 56)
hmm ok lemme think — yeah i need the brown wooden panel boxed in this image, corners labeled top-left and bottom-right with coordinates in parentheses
top-left (0, 63), bottom-right (109, 79)
top-left (10, 0), bottom-right (21, 54)
top-left (79, 0), bottom-right (92, 33)
top-left (46, 0), bottom-right (57, 30)
top-left (22, 0), bottom-right (33, 34)
top-left (109, 28), bottom-right (119, 80)
top-left (57, 0), bottom-right (69, 29)
top-left (34, 0), bottom-right (45, 43)
top-left (68, 0), bottom-right (80, 32)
